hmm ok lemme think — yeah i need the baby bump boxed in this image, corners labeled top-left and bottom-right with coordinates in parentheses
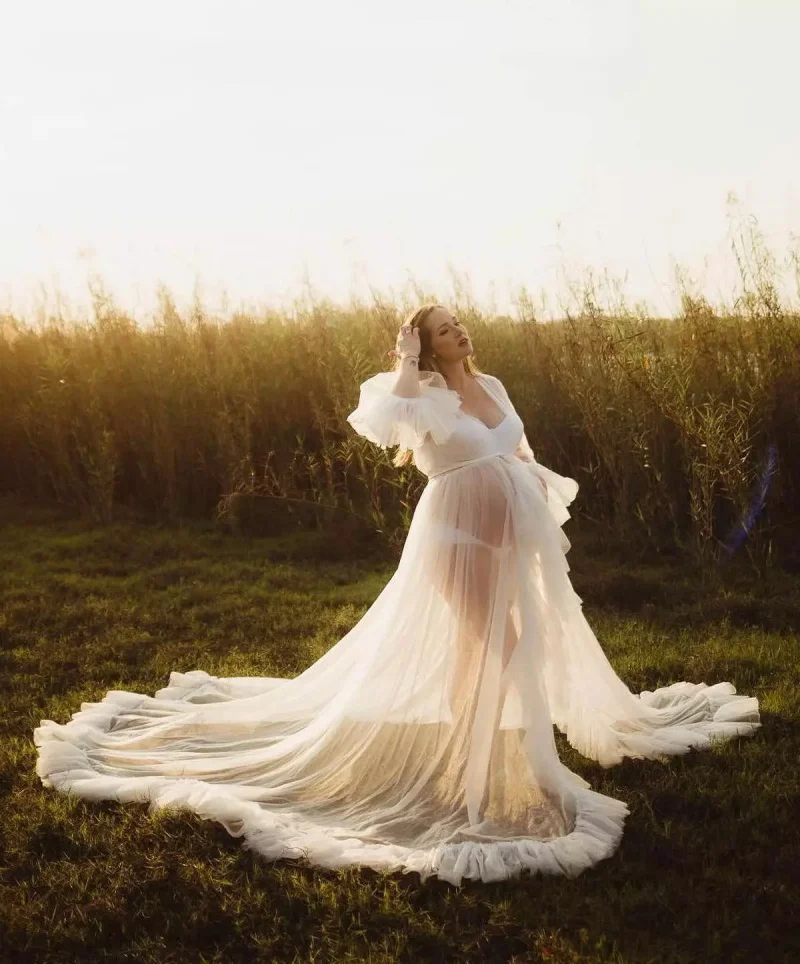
top-left (421, 460), bottom-right (520, 675)
top-left (426, 459), bottom-right (516, 552)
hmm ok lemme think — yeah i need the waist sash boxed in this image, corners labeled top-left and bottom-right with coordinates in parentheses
top-left (427, 452), bottom-right (518, 480)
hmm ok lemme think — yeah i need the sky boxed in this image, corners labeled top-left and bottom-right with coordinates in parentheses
top-left (1, 0), bottom-right (798, 323)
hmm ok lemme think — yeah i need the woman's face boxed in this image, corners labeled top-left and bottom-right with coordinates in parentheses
top-left (421, 308), bottom-right (472, 363)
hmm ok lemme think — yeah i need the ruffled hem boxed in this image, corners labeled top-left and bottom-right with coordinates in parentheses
top-left (558, 680), bottom-right (762, 768)
top-left (33, 684), bottom-right (629, 886)
top-left (347, 371), bottom-right (462, 450)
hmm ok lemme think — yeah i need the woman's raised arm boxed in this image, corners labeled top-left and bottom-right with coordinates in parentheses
top-left (346, 327), bottom-right (461, 451)
top-left (387, 324), bottom-right (422, 398)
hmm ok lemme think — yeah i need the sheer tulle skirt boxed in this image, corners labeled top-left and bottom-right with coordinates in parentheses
top-left (33, 454), bottom-right (761, 885)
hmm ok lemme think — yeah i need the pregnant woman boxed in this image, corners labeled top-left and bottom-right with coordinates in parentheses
top-left (34, 303), bottom-right (761, 886)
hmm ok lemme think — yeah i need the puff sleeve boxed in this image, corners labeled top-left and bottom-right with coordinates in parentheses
top-left (346, 371), bottom-right (462, 450)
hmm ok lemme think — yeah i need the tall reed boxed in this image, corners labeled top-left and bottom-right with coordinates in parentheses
top-left (2, 231), bottom-right (798, 570)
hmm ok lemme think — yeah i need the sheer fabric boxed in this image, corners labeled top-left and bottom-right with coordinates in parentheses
top-left (33, 371), bottom-right (761, 885)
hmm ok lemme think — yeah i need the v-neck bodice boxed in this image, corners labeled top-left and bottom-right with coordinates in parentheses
top-left (346, 366), bottom-right (581, 528)
top-left (411, 375), bottom-right (524, 480)
top-left (461, 410), bottom-right (509, 432)
top-left (346, 370), bottom-right (526, 479)
top-left (457, 379), bottom-right (508, 432)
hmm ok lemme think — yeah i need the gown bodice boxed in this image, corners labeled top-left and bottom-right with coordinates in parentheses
top-left (411, 387), bottom-right (524, 480)
top-left (345, 369), bottom-right (522, 477)
top-left (345, 368), bottom-right (580, 528)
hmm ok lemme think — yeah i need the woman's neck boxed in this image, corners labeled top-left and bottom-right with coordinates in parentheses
top-left (437, 359), bottom-right (470, 394)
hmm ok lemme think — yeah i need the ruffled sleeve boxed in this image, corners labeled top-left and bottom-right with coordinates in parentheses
top-left (515, 431), bottom-right (579, 526)
top-left (528, 461), bottom-right (579, 527)
top-left (346, 371), bottom-right (462, 450)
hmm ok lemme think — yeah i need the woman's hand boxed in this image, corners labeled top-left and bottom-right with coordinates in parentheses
top-left (388, 324), bottom-right (422, 398)
top-left (388, 324), bottom-right (420, 361)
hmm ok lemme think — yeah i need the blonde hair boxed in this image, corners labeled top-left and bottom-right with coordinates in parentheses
top-left (391, 303), bottom-right (482, 467)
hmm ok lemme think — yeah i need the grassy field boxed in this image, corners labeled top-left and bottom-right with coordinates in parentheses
top-left (1, 496), bottom-right (797, 963)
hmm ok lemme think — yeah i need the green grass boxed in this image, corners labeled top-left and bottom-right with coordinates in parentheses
top-left (1, 497), bottom-right (797, 963)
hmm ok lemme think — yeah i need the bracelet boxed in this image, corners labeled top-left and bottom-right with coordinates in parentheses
top-left (399, 352), bottom-right (419, 360)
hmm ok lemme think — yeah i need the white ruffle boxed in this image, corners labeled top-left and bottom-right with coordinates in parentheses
top-left (528, 461), bottom-right (579, 528)
top-left (551, 679), bottom-right (761, 769)
top-left (33, 683), bottom-right (630, 885)
top-left (347, 371), bottom-right (462, 450)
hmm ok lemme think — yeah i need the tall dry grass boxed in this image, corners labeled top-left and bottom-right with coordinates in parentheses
top-left (2, 226), bottom-right (799, 572)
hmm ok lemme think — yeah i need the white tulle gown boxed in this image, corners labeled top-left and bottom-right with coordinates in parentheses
top-left (34, 370), bottom-right (761, 885)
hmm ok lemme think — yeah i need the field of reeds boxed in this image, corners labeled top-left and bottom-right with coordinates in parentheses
top-left (2, 259), bottom-right (799, 575)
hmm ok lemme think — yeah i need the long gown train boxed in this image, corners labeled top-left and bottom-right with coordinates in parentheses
top-left (33, 370), bottom-right (761, 885)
